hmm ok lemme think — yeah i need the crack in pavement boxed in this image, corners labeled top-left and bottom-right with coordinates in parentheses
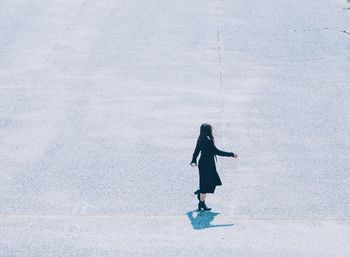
top-left (44, 0), bottom-right (89, 64)
top-left (293, 27), bottom-right (350, 36)
top-left (216, 0), bottom-right (226, 146)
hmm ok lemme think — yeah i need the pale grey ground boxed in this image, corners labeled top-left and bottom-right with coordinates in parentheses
top-left (0, 0), bottom-right (350, 256)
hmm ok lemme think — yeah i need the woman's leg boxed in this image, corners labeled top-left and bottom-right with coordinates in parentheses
top-left (198, 193), bottom-right (211, 211)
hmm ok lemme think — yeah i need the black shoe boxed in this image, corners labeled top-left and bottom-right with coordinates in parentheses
top-left (194, 189), bottom-right (200, 201)
top-left (198, 201), bottom-right (211, 211)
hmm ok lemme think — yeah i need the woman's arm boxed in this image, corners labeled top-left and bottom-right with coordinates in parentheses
top-left (212, 142), bottom-right (234, 157)
top-left (191, 141), bottom-right (201, 164)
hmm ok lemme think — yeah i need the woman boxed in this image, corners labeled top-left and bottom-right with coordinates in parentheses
top-left (190, 123), bottom-right (238, 211)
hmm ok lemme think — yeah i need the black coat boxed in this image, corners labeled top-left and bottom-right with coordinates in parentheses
top-left (191, 137), bottom-right (234, 193)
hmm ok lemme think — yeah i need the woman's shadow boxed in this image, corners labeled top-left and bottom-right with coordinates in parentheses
top-left (186, 210), bottom-right (234, 230)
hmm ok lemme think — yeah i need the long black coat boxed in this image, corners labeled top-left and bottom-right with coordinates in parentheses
top-left (191, 137), bottom-right (234, 193)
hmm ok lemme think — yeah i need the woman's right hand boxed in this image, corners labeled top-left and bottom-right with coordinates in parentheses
top-left (232, 153), bottom-right (238, 158)
top-left (190, 162), bottom-right (197, 167)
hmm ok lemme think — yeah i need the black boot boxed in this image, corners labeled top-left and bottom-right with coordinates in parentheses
top-left (198, 200), bottom-right (211, 211)
top-left (194, 189), bottom-right (200, 201)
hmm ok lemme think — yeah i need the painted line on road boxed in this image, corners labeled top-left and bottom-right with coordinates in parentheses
top-left (0, 214), bottom-right (350, 221)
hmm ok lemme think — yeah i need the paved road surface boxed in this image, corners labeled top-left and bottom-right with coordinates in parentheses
top-left (1, 0), bottom-right (350, 256)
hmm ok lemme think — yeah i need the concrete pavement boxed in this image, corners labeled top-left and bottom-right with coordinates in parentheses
top-left (1, 0), bottom-right (350, 256)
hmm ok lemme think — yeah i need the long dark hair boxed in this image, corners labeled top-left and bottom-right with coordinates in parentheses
top-left (198, 123), bottom-right (217, 161)
top-left (198, 123), bottom-right (215, 144)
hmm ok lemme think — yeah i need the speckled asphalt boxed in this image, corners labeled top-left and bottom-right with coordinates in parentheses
top-left (1, 0), bottom-right (350, 256)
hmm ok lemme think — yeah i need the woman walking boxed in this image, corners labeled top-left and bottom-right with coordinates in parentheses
top-left (190, 123), bottom-right (238, 211)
